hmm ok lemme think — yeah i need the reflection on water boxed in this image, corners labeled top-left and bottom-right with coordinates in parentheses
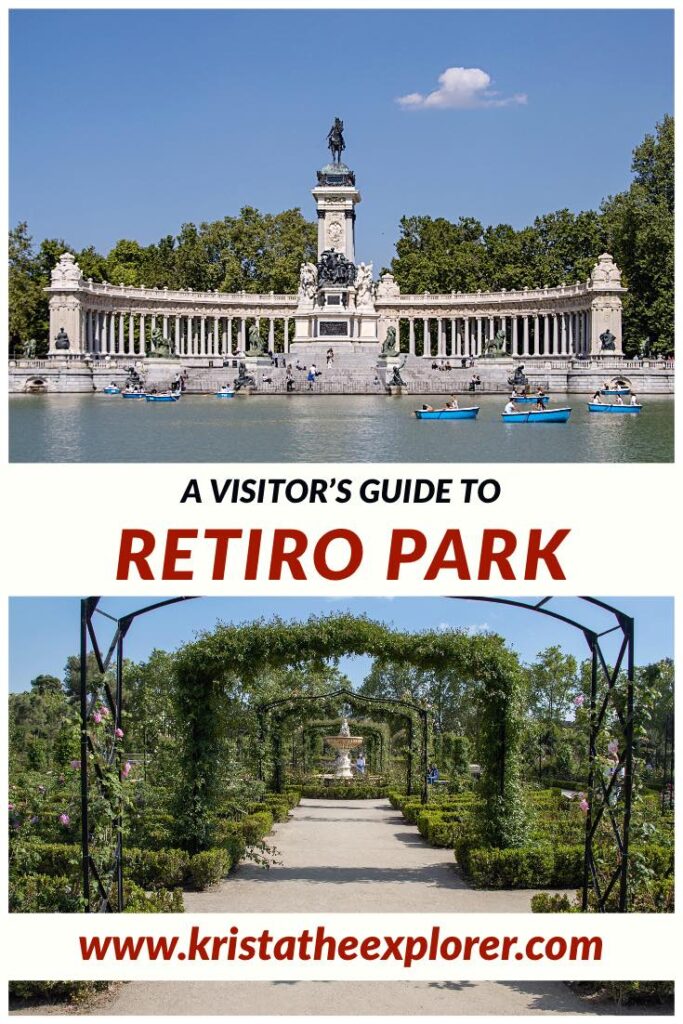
top-left (9, 393), bottom-right (674, 463)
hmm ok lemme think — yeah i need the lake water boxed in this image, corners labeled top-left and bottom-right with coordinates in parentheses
top-left (9, 393), bottom-right (674, 463)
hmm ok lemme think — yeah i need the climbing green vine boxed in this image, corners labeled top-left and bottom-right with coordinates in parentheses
top-left (172, 614), bottom-right (527, 851)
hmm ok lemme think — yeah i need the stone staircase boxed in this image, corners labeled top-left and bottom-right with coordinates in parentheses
top-left (144, 353), bottom-right (556, 396)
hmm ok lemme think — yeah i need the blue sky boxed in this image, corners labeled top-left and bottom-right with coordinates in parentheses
top-left (8, 597), bottom-right (673, 693)
top-left (10, 9), bottom-right (672, 270)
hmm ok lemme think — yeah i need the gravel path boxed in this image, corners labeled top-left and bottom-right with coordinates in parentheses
top-left (184, 798), bottom-right (541, 913)
top-left (18, 799), bottom-right (667, 1016)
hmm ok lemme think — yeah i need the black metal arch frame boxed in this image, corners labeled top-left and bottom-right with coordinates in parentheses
top-left (79, 594), bottom-right (634, 913)
top-left (255, 687), bottom-right (428, 800)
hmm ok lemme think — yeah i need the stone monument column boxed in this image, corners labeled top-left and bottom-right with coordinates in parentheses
top-left (293, 120), bottom-right (379, 349)
top-left (311, 170), bottom-right (361, 261)
top-left (588, 253), bottom-right (626, 358)
top-left (47, 252), bottom-right (85, 357)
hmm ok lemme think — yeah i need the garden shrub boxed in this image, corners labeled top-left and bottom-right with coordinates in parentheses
top-left (214, 820), bottom-right (246, 863)
top-left (16, 841), bottom-right (80, 881)
top-left (530, 891), bottom-right (576, 913)
top-left (10, 873), bottom-right (83, 913)
top-left (532, 876), bottom-right (674, 915)
top-left (186, 849), bottom-right (231, 890)
top-left (125, 847), bottom-right (190, 889)
top-left (240, 810), bottom-right (274, 844)
top-left (124, 881), bottom-right (184, 912)
top-left (551, 844), bottom-right (584, 887)
top-left (630, 844), bottom-right (674, 879)
top-left (262, 797), bottom-right (291, 822)
top-left (9, 981), bottom-right (110, 1006)
top-left (460, 844), bottom-right (555, 888)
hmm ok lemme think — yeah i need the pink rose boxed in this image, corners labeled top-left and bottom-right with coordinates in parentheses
top-left (92, 712), bottom-right (102, 724)
top-left (574, 694), bottom-right (585, 707)
top-left (121, 761), bottom-right (132, 779)
top-left (579, 799), bottom-right (589, 813)
top-left (115, 728), bottom-right (124, 739)
top-left (59, 813), bottom-right (71, 826)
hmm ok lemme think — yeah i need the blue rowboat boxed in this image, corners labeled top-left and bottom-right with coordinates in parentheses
top-left (510, 395), bottom-right (549, 405)
top-left (121, 391), bottom-right (146, 399)
top-left (600, 387), bottom-right (630, 396)
top-left (145, 393), bottom-right (180, 403)
top-left (588, 402), bottom-right (641, 414)
top-left (215, 390), bottom-right (235, 399)
top-left (502, 407), bottom-right (571, 423)
top-left (415, 407), bottom-right (479, 420)
top-left (102, 385), bottom-right (121, 395)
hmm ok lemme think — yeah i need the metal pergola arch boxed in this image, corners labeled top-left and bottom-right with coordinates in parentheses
top-left (255, 686), bottom-right (428, 799)
top-left (79, 595), bottom-right (635, 913)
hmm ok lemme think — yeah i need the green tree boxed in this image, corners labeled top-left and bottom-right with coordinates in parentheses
top-left (8, 223), bottom-right (48, 355)
top-left (603, 115), bottom-right (674, 355)
top-left (526, 645), bottom-right (579, 726)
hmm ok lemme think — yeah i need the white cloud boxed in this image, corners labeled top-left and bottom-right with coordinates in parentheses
top-left (397, 67), bottom-right (527, 111)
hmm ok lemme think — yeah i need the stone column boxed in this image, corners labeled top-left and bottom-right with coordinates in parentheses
top-left (118, 313), bottom-right (125, 355)
top-left (163, 315), bottom-right (169, 342)
top-left (139, 314), bottom-right (146, 356)
top-left (128, 314), bottom-right (134, 356)
top-left (227, 317), bottom-right (234, 355)
top-left (185, 316), bottom-right (192, 357)
top-left (200, 317), bottom-right (206, 356)
top-left (512, 316), bottom-right (518, 356)
top-left (522, 316), bottom-right (529, 356)
top-left (174, 316), bottom-right (181, 356)
top-left (544, 314), bottom-right (550, 356)
top-left (476, 317), bottom-right (482, 358)
top-left (240, 317), bottom-right (246, 351)
top-left (409, 319), bottom-right (415, 355)
top-left (488, 316), bottom-right (494, 352)
top-left (268, 318), bottom-right (275, 351)
top-left (422, 318), bottom-right (429, 358)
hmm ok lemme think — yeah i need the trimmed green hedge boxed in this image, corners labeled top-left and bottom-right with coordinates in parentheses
top-left (10, 873), bottom-right (84, 913)
top-left (186, 849), bottom-right (231, 890)
top-left (455, 841), bottom-right (584, 889)
top-left (301, 784), bottom-right (389, 799)
top-left (126, 847), bottom-right (190, 889)
top-left (531, 877), bottom-right (674, 914)
top-left (240, 810), bottom-right (274, 844)
top-left (124, 882), bottom-right (184, 912)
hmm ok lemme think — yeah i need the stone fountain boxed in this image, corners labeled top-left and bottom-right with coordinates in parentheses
top-left (324, 717), bottom-right (363, 778)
